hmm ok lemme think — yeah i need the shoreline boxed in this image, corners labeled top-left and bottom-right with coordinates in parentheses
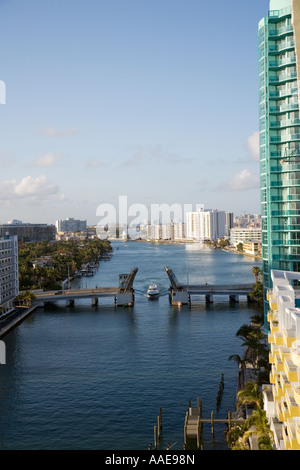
top-left (0, 303), bottom-right (41, 339)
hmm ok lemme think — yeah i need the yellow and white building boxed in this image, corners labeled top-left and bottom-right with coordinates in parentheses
top-left (263, 269), bottom-right (300, 449)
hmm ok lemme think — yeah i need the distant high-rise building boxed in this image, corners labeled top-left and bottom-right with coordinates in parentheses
top-left (259, 0), bottom-right (300, 324)
top-left (56, 218), bottom-right (87, 233)
top-left (0, 234), bottom-right (19, 315)
top-left (225, 212), bottom-right (234, 237)
top-left (186, 209), bottom-right (225, 241)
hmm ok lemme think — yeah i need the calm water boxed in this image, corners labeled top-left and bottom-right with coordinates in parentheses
top-left (0, 241), bottom-right (260, 450)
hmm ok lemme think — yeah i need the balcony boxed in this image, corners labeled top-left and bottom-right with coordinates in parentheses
top-left (286, 390), bottom-right (300, 418)
top-left (275, 331), bottom-right (284, 346)
top-left (284, 357), bottom-right (299, 382)
top-left (296, 421), bottom-right (300, 446)
top-left (272, 240), bottom-right (300, 246)
top-left (291, 341), bottom-right (300, 367)
top-left (271, 210), bottom-right (300, 216)
top-left (269, 70), bottom-right (298, 84)
top-left (294, 386), bottom-right (300, 407)
top-left (271, 195), bottom-right (300, 202)
top-left (286, 420), bottom-right (300, 449)
top-left (269, 40), bottom-right (295, 54)
top-left (269, 56), bottom-right (296, 69)
top-left (269, 25), bottom-right (294, 38)
top-left (270, 118), bottom-right (300, 128)
top-left (280, 372), bottom-right (292, 394)
top-left (276, 400), bottom-right (284, 422)
top-left (270, 300), bottom-right (278, 311)
top-left (283, 328), bottom-right (296, 347)
top-left (275, 352), bottom-right (284, 372)
top-left (270, 179), bottom-right (300, 188)
top-left (270, 319), bottom-right (280, 334)
top-left (273, 254), bottom-right (300, 261)
top-left (272, 224), bottom-right (300, 231)
top-left (268, 308), bottom-right (278, 322)
top-left (279, 346), bottom-right (291, 363)
top-left (274, 376), bottom-right (284, 399)
top-left (270, 365), bottom-right (280, 385)
top-left (268, 332), bottom-right (275, 345)
top-left (269, 103), bottom-right (299, 114)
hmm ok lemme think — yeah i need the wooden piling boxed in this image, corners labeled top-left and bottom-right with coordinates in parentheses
top-left (184, 411), bottom-right (188, 448)
top-left (228, 411), bottom-right (231, 429)
top-left (197, 417), bottom-right (201, 449)
top-left (211, 410), bottom-right (214, 435)
top-left (154, 426), bottom-right (157, 449)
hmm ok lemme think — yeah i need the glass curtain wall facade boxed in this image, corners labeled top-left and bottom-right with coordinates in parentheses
top-left (259, 0), bottom-right (300, 327)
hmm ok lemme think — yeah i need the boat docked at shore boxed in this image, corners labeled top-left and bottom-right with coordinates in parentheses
top-left (147, 284), bottom-right (159, 299)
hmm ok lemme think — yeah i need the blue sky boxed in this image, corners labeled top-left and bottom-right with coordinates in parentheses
top-left (0, 0), bottom-right (269, 225)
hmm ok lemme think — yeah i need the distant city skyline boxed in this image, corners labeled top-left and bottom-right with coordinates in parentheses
top-left (0, 0), bottom-right (269, 225)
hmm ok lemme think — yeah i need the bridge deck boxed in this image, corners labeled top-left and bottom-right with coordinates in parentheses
top-left (34, 287), bottom-right (121, 301)
top-left (186, 284), bottom-right (253, 295)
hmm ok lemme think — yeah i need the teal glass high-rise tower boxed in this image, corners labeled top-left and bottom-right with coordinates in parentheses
top-left (259, 0), bottom-right (300, 326)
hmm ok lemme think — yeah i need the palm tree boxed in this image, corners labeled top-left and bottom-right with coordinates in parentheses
top-left (236, 324), bottom-right (255, 341)
top-left (228, 354), bottom-right (251, 389)
top-left (226, 382), bottom-right (274, 450)
top-left (225, 422), bottom-right (250, 450)
top-left (243, 407), bottom-right (274, 450)
top-left (236, 381), bottom-right (263, 409)
top-left (252, 266), bottom-right (262, 283)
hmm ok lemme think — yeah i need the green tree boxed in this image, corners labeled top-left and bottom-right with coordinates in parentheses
top-left (252, 266), bottom-right (262, 283)
top-left (236, 381), bottom-right (263, 409)
top-left (226, 382), bottom-right (273, 450)
top-left (236, 242), bottom-right (243, 252)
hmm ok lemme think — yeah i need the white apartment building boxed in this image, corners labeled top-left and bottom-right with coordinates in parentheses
top-left (225, 212), bottom-right (234, 238)
top-left (186, 209), bottom-right (225, 241)
top-left (147, 222), bottom-right (185, 241)
top-left (264, 269), bottom-right (300, 450)
top-left (229, 228), bottom-right (262, 247)
top-left (56, 218), bottom-right (87, 233)
top-left (0, 235), bottom-right (19, 316)
top-left (174, 222), bottom-right (185, 240)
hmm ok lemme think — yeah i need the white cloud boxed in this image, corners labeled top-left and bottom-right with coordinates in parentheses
top-left (0, 175), bottom-right (59, 201)
top-left (247, 131), bottom-right (259, 161)
top-left (37, 127), bottom-right (77, 137)
top-left (29, 153), bottom-right (63, 167)
top-left (221, 169), bottom-right (260, 191)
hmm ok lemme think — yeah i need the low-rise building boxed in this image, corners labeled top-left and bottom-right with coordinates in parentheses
top-left (230, 228), bottom-right (261, 247)
top-left (0, 223), bottom-right (56, 242)
top-left (243, 241), bottom-right (261, 256)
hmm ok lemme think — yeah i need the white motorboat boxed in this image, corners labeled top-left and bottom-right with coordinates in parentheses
top-left (147, 284), bottom-right (159, 299)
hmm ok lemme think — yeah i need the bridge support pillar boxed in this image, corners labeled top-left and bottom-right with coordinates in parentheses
top-left (66, 299), bottom-right (74, 307)
top-left (92, 297), bottom-right (98, 306)
top-left (169, 289), bottom-right (189, 306)
top-left (229, 295), bottom-right (239, 303)
top-left (205, 294), bottom-right (213, 303)
top-left (116, 292), bottom-right (134, 307)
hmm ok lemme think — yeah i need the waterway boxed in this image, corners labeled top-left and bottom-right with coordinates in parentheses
top-left (0, 241), bottom-right (261, 450)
